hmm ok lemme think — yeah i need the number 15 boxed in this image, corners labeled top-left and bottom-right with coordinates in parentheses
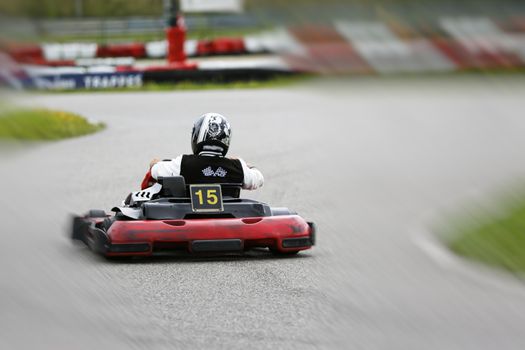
top-left (195, 189), bottom-right (218, 205)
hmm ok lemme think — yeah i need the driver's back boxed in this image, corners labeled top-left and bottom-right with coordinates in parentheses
top-left (150, 154), bottom-right (263, 191)
top-left (179, 154), bottom-right (244, 185)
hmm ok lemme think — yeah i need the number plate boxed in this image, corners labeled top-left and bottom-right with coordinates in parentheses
top-left (189, 184), bottom-right (224, 212)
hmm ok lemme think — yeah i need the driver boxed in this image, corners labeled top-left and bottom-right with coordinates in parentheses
top-left (147, 113), bottom-right (264, 190)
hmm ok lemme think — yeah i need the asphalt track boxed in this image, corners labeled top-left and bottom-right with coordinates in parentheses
top-left (2, 76), bottom-right (525, 349)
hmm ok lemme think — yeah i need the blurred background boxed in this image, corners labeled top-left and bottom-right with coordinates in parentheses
top-left (2, 1), bottom-right (525, 350)
top-left (2, 0), bottom-right (525, 88)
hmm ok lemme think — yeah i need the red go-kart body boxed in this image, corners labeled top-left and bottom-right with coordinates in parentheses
top-left (72, 175), bottom-right (315, 258)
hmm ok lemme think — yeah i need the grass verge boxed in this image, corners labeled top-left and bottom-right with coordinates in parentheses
top-left (7, 27), bottom-right (270, 44)
top-left (0, 108), bottom-right (105, 140)
top-left (448, 195), bottom-right (525, 274)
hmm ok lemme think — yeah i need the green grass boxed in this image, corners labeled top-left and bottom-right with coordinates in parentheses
top-left (7, 27), bottom-right (269, 45)
top-left (0, 0), bottom-right (505, 19)
top-left (33, 32), bottom-right (167, 44)
top-left (30, 28), bottom-right (266, 44)
top-left (0, 108), bottom-right (105, 140)
top-left (448, 195), bottom-right (525, 274)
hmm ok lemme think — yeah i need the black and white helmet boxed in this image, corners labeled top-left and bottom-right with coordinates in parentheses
top-left (191, 113), bottom-right (232, 156)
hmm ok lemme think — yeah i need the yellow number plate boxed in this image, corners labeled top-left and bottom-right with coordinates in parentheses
top-left (189, 184), bottom-right (224, 212)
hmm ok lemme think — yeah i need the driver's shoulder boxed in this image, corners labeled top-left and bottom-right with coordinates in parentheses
top-left (159, 155), bottom-right (183, 164)
top-left (152, 156), bottom-right (183, 178)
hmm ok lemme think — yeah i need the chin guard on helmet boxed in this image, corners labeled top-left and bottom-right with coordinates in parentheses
top-left (191, 113), bottom-right (231, 156)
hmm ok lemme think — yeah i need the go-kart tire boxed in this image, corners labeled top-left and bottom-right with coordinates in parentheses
top-left (88, 209), bottom-right (107, 218)
top-left (71, 216), bottom-right (89, 245)
top-left (86, 228), bottom-right (109, 255)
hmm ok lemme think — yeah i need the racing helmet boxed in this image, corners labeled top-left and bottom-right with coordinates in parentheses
top-left (191, 113), bottom-right (231, 156)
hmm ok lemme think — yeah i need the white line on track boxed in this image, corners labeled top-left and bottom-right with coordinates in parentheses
top-left (411, 225), bottom-right (525, 297)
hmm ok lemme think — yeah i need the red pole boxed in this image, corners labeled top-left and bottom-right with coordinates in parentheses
top-left (166, 14), bottom-right (186, 63)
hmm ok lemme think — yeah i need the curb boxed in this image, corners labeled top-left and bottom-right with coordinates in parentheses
top-left (411, 222), bottom-right (525, 296)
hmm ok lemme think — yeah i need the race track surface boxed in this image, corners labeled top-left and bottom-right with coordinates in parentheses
top-left (2, 76), bottom-right (525, 349)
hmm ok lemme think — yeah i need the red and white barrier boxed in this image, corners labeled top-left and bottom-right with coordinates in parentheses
top-left (42, 43), bottom-right (98, 61)
top-left (439, 17), bottom-right (524, 68)
top-left (334, 21), bottom-right (454, 73)
top-left (4, 17), bottom-right (525, 76)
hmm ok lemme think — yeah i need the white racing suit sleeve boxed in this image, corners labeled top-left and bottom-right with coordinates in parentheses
top-left (238, 158), bottom-right (264, 190)
top-left (151, 155), bottom-right (183, 180)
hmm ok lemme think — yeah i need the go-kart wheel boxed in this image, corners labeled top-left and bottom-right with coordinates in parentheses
top-left (71, 216), bottom-right (89, 244)
top-left (88, 209), bottom-right (107, 218)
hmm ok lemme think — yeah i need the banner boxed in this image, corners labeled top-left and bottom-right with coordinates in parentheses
top-left (180, 0), bottom-right (243, 13)
top-left (30, 72), bottom-right (143, 90)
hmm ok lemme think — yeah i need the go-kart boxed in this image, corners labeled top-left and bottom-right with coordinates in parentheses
top-left (71, 176), bottom-right (316, 258)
